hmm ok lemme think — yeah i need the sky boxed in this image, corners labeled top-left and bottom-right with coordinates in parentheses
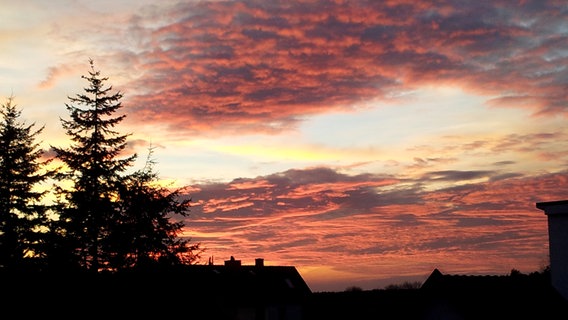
top-left (1, 0), bottom-right (567, 292)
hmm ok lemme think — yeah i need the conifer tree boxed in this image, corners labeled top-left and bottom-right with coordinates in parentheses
top-left (0, 96), bottom-right (53, 270)
top-left (52, 59), bottom-right (201, 272)
top-left (111, 147), bottom-right (202, 270)
top-left (52, 59), bottom-right (136, 272)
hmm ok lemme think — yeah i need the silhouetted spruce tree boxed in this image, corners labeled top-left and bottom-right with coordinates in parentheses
top-left (51, 59), bottom-right (201, 272)
top-left (51, 59), bottom-right (136, 272)
top-left (111, 147), bottom-right (202, 270)
top-left (0, 96), bottom-right (54, 271)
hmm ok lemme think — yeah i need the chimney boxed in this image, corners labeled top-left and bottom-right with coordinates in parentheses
top-left (255, 258), bottom-right (264, 267)
top-left (224, 256), bottom-right (241, 267)
top-left (536, 200), bottom-right (568, 300)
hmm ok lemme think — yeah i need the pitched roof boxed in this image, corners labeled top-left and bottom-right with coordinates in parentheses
top-left (1, 263), bottom-right (312, 318)
top-left (420, 268), bottom-right (568, 319)
top-left (181, 264), bottom-right (313, 301)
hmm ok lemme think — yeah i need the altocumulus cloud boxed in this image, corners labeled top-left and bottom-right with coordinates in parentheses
top-left (123, 0), bottom-right (567, 137)
top-left (180, 166), bottom-right (568, 284)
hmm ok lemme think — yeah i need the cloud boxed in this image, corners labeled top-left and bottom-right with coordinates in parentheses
top-left (182, 165), bottom-right (565, 284)
top-left (190, 167), bottom-right (399, 216)
top-left (37, 65), bottom-right (76, 89)
top-left (420, 170), bottom-right (494, 182)
top-left (119, 0), bottom-right (567, 137)
top-left (187, 165), bottom-right (566, 230)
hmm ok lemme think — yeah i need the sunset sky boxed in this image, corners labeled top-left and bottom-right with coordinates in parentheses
top-left (1, 0), bottom-right (567, 291)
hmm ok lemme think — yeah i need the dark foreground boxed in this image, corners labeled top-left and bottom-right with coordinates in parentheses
top-left (3, 271), bottom-right (568, 319)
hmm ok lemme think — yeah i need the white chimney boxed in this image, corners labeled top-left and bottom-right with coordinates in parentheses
top-left (536, 200), bottom-right (568, 300)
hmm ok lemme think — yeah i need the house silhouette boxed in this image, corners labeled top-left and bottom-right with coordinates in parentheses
top-left (419, 268), bottom-right (567, 319)
top-left (1, 257), bottom-right (312, 320)
top-left (193, 257), bottom-right (313, 319)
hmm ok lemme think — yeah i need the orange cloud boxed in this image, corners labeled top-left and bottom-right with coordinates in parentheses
top-left (180, 165), bottom-right (567, 290)
top-left (119, 0), bottom-right (566, 137)
top-left (37, 64), bottom-right (75, 89)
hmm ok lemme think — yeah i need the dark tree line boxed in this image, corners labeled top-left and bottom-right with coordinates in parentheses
top-left (0, 59), bottom-right (201, 273)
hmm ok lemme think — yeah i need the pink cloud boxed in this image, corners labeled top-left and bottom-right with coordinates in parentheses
top-left (37, 64), bottom-right (75, 89)
top-left (118, 0), bottom-right (566, 137)
top-left (180, 165), bottom-right (565, 290)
